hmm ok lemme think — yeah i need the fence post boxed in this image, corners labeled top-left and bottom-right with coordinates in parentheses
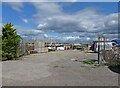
top-left (23, 38), bottom-right (26, 55)
top-left (103, 36), bottom-right (106, 62)
top-left (98, 34), bottom-right (100, 64)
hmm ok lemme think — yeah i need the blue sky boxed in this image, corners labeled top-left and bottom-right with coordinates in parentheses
top-left (61, 2), bottom-right (118, 14)
top-left (2, 2), bottom-right (37, 28)
top-left (2, 2), bottom-right (118, 43)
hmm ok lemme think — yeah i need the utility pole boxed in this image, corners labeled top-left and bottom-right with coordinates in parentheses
top-left (98, 34), bottom-right (100, 64)
top-left (103, 35), bottom-right (106, 61)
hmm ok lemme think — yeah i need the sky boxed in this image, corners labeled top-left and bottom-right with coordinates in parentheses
top-left (2, 2), bottom-right (119, 43)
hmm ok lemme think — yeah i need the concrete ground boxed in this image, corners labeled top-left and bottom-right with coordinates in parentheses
top-left (2, 50), bottom-right (118, 86)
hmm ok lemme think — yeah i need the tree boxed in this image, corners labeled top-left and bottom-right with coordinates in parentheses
top-left (2, 23), bottom-right (20, 60)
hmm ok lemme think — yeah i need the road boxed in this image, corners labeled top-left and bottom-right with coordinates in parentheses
top-left (2, 50), bottom-right (118, 86)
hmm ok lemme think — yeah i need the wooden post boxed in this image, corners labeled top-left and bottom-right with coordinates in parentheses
top-left (98, 34), bottom-right (100, 64)
top-left (103, 36), bottom-right (106, 61)
top-left (23, 37), bottom-right (26, 55)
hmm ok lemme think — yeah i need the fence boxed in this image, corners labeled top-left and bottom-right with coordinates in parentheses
top-left (18, 44), bottom-right (25, 56)
top-left (100, 45), bottom-right (120, 63)
top-left (18, 38), bottom-right (25, 56)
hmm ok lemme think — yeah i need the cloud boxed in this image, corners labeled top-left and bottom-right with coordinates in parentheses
top-left (4, 2), bottom-right (118, 43)
top-left (30, 2), bottom-right (118, 35)
top-left (104, 13), bottom-right (118, 31)
top-left (5, 2), bottom-right (118, 34)
top-left (2, 0), bottom-right (78, 2)
top-left (54, 36), bottom-right (94, 43)
top-left (36, 7), bottom-right (118, 34)
top-left (5, 2), bottom-right (24, 12)
top-left (62, 36), bottom-right (80, 41)
top-left (23, 18), bottom-right (28, 23)
top-left (31, 2), bottom-right (63, 23)
top-left (22, 2), bottom-right (119, 43)
top-left (15, 25), bottom-right (42, 36)
top-left (2, 0), bottom-right (119, 2)
top-left (46, 32), bottom-right (98, 43)
top-left (14, 25), bottom-right (50, 41)
top-left (22, 30), bottom-right (43, 36)
top-left (44, 34), bottom-right (48, 38)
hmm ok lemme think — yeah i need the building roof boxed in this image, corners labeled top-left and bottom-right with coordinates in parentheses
top-left (93, 41), bottom-right (111, 44)
top-left (112, 40), bottom-right (120, 45)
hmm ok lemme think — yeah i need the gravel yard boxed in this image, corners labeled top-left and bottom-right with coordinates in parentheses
top-left (2, 50), bottom-right (118, 86)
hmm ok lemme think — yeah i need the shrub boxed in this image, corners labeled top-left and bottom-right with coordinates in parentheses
top-left (106, 60), bottom-right (120, 68)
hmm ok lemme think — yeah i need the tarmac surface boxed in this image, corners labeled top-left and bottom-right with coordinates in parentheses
top-left (2, 50), bottom-right (118, 86)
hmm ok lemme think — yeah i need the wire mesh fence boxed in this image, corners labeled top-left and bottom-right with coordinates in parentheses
top-left (100, 45), bottom-right (120, 63)
top-left (18, 38), bottom-right (25, 57)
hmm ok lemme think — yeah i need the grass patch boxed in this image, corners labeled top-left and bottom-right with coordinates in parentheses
top-left (82, 60), bottom-right (95, 65)
top-left (82, 59), bottom-right (104, 68)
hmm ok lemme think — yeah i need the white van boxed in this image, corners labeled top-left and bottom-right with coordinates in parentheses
top-left (57, 47), bottom-right (64, 50)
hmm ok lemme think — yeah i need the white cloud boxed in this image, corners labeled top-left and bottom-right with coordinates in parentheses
top-left (2, 0), bottom-right (119, 2)
top-left (15, 25), bottom-right (43, 36)
top-left (23, 18), bottom-right (28, 23)
top-left (44, 34), bottom-right (48, 38)
top-left (31, 2), bottom-right (63, 24)
top-left (62, 36), bottom-right (80, 40)
top-left (3, 0), bottom-right (24, 2)
top-left (104, 13), bottom-right (118, 28)
top-left (5, 2), bottom-right (24, 12)
top-left (4, 2), bottom-right (118, 43)
top-left (5, 2), bottom-right (118, 34)
top-left (37, 23), bottom-right (47, 28)
top-left (2, 0), bottom-right (78, 2)
top-left (14, 25), bottom-right (50, 41)
top-left (36, 7), bottom-right (118, 34)
top-left (23, 30), bottom-right (42, 36)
